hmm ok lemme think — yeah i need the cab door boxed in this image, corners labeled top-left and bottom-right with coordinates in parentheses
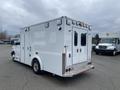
top-left (72, 27), bottom-right (87, 65)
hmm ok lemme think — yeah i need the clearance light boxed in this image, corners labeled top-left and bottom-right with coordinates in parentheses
top-left (76, 21), bottom-right (80, 26)
top-left (72, 20), bottom-right (76, 25)
top-left (79, 22), bottom-right (82, 26)
top-left (81, 22), bottom-right (84, 27)
top-left (86, 24), bottom-right (88, 28)
top-left (88, 25), bottom-right (91, 30)
top-left (85, 24), bottom-right (88, 28)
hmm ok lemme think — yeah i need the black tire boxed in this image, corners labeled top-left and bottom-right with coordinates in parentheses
top-left (11, 51), bottom-right (15, 61)
top-left (96, 52), bottom-right (99, 55)
top-left (32, 60), bottom-right (41, 74)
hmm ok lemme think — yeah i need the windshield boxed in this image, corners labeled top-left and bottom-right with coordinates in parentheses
top-left (100, 38), bottom-right (116, 44)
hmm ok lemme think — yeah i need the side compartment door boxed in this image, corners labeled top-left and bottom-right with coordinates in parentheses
top-left (20, 31), bottom-right (25, 63)
top-left (65, 30), bottom-right (72, 67)
top-left (24, 28), bottom-right (31, 65)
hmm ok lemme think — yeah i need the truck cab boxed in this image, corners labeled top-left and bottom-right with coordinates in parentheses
top-left (95, 33), bottom-right (120, 55)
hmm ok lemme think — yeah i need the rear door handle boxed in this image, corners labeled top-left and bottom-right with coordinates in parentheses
top-left (27, 47), bottom-right (29, 50)
top-left (77, 49), bottom-right (79, 53)
top-left (80, 49), bottom-right (82, 52)
top-left (29, 46), bottom-right (31, 51)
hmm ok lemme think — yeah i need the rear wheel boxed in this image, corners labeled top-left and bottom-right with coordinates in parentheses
top-left (11, 51), bottom-right (15, 61)
top-left (32, 60), bottom-right (42, 74)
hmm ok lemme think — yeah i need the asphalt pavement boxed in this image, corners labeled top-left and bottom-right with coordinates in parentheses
top-left (0, 45), bottom-right (120, 90)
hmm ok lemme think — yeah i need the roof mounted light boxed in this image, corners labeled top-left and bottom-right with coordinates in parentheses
top-left (57, 19), bottom-right (62, 26)
top-left (76, 21), bottom-right (80, 26)
top-left (79, 22), bottom-right (82, 26)
top-left (72, 20), bottom-right (76, 25)
top-left (66, 19), bottom-right (71, 26)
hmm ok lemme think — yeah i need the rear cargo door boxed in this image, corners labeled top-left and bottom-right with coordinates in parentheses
top-left (72, 27), bottom-right (88, 64)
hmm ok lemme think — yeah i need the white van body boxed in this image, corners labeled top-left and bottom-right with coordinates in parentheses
top-left (11, 16), bottom-right (94, 77)
top-left (95, 32), bottom-right (120, 55)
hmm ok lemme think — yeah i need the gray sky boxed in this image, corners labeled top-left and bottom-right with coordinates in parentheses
top-left (0, 0), bottom-right (120, 35)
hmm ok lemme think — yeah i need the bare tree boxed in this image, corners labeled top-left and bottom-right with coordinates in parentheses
top-left (0, 31), bottom-right (7, 40)
top-left (94, 34), bottom-right (100, 45)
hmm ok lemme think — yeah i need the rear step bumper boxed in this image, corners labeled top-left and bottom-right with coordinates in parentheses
top-left (63, 64), bottom-right (94, 77)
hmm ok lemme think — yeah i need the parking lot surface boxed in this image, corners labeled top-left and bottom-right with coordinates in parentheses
top-left (0, 45), bottom-right (120, 90)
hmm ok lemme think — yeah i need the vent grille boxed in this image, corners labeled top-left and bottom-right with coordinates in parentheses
top-left (99, 46), bottom-right (107, 50)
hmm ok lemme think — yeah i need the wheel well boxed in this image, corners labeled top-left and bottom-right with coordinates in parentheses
top-left (31, 58), bottom-right (40, 67)
top-left (31, 56), bottom-right (43, 70)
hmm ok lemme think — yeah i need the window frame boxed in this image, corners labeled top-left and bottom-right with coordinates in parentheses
top-left (81, 33), bottom-right (87, 46)
top-left (74, 31), bottom-right (78, 46)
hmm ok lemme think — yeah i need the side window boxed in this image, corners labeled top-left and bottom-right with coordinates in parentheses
top-left (81, 33), bottom-right (86, 46)
top-left (74, 31), bottom-right (78, 46)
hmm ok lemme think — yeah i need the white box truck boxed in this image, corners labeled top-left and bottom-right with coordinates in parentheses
top-left (95, 32), bottom-right (120, 55)
top-left (11, 16), bottom-right (94, 77)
